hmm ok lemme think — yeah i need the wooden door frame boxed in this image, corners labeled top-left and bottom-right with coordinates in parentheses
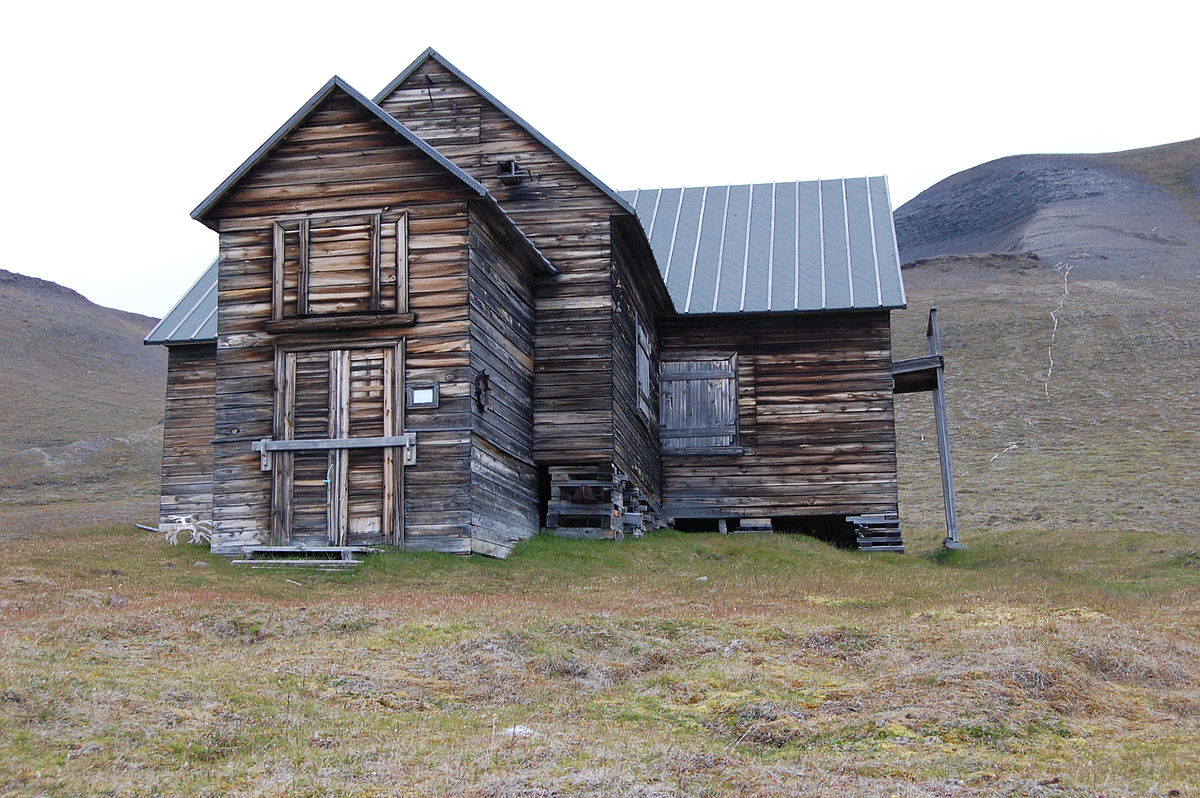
top-left (269, 340), bottom-right (405, 546)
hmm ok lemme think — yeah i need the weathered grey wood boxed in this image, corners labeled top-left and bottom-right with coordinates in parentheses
top-left (297, 218), bottom-right (310, 313)
top-left (927, 308), bottom-right (962, 548)
top-left (271, 222), bottom-right (285, 321)
top-left (370, 213), bottom-right (382, 310)
top-left (252, 434), bottom-right (415, 454)
top-left (263, 312), bottom-right (415, 334)
top-left (396, 214), bottom-right (409, 313)
top-left (160, 345), bottom-right (217, 527)
top-left (659, 312), bottom-right (899, 526)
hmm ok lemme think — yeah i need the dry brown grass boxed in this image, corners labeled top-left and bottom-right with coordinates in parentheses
top-left (895, 261), bottom-right (1199, 536)
top-left (0, 504), bottom-right (1196, 797)
top-left (1, 263), bottom-right (1197, 794)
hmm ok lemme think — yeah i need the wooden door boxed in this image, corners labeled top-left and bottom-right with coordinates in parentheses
top-left (273, 345), bottom-right (403, 545)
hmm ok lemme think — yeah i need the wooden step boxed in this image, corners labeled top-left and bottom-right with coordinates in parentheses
top-left (232, 544), bottom-right (377, 569)
top-left (849, 513), bottom-right (904, 553)
top-left (231, 558), bottom-right (362, 570)
top-left (239, 545), bottom-right (376, 555)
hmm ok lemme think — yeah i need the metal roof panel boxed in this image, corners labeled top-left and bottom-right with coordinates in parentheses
top-left (770, 181), bottom-right (798, 313)
top-left (715, 184), bottom-right (752, 313)
top-left (623, 177), bottom-right (905, 314)
top-left (845, 177), bottom-right (881, 306)
top-left (145, 259), bottom-right (218, 345)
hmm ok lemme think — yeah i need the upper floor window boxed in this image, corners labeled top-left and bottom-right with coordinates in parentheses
top-left (272, 211), bottom-right (408, 318)
top-left (660, 354), bottom-right (737, 452)
top-left (635, 315), bottom-right (654, 423)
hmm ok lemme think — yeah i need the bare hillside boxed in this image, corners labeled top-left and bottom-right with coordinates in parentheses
top-left (0, 269), bottom-right (165, 505)
top-left (894, 254), bottom-right (1199, 536)
top-left (895, 138), bottom-right (1200, 278)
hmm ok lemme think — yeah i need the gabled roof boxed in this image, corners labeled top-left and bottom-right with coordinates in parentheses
top-left (144, 259), bottom-right (217, 344)
top-left (374, 48), bottom-right (636, 216)
top-left (191, 75), bottom-right (489, 226)
top-left (619, 177), bottom-right (905, 314)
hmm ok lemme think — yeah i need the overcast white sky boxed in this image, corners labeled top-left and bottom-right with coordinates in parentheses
top-left (2, 0), bottom-right (1195, 318)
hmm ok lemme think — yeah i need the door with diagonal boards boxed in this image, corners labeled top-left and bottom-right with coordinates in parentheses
top-left (271, 344), bottom-right (403, 546)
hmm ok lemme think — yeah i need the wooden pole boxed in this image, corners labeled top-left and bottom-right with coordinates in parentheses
top-left (927, 308), bottom-right (964, 549)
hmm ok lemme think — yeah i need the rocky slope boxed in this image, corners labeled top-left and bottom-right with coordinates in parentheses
top-left (895, 138), bottom-right (1200, 278)
top-left (0, 269), bottom-right (165, 505)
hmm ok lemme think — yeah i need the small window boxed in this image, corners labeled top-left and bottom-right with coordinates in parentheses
top-left (406, 383), bottom-right (439, 409)
top-left (635, 316), bottom-right (654, 422)
top-left (272, 211), bottom-right (408, 318)
top-left (660, 354), bottom-right (737, 452)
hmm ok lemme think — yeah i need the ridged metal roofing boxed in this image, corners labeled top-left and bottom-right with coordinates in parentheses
top-left (619, 177), bottom-right (905, 313)
top-left (144, 260), bottom-right (217, 344)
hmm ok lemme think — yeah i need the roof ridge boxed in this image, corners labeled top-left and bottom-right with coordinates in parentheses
top-left (374, 48), bottom-right (635, 215)
top-left (619, 176), bottom-right (892, 194)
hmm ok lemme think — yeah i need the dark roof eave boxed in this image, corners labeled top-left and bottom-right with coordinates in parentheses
top-left (374, 48), bottom-right (635, 215)
top-left (145, 337), bottom-right (217, 347)
top-left (667, 304), bottom-right (905, 319)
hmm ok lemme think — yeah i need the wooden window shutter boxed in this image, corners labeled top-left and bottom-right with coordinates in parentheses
top-left (271, 211), bottom-right (407, 317)
top-left (660, 355), bottom-right (737, 451)
top-left (636, 317), bottom-right (653, 421)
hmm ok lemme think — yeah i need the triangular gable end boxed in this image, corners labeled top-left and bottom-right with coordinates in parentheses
top-left (191, 76), bottom-right (489, 228)
top-left (374, 48), bottom-right (635, 216)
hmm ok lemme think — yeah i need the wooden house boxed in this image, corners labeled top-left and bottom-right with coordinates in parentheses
top-left (147, 49), bottom-right (933, 558)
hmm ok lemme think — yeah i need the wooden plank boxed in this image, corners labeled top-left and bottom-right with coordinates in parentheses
top-left (252, 434), bottom-right (415, 452)
top-left (297, 218), bottom-right (310, 314)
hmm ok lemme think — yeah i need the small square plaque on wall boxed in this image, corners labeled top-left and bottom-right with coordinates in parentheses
top-left (407, 383), bottom-right (439, 409)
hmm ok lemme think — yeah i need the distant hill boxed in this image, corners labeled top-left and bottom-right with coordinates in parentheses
top-left (0, 269), bottom-right (165, 505)
top-left (895, 138), bottom-right (1200, 277)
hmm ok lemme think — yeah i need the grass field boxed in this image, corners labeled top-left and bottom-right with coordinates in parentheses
top-left (1, 518), bottom-right (1197, 797)
top-left (1, 262), bottom-right (1197, 796)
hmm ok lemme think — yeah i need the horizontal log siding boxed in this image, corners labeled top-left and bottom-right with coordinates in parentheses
top-left (377, 60), bottom-right (626, 466)
top-left (610, 222), bottom-right (662, 507)
top-left (206, 88), bottom-right (477, 553)
top-left (467, 207), bottom-right (540, 554)
top-left (160, 344), bottom-right (217, 526)
top-left (659, 311), bottom-right (898, 519)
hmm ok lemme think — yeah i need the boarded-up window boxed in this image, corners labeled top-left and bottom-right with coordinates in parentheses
top-left (273, 211), bottom-right (408, 317)
top-left (660, 355), bottom-right (737, 451)
top-left (636, 316), bottom-right (653, 422)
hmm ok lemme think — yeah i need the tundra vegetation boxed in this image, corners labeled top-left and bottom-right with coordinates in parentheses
top-left (0, 268), bottom-right (1197, 796)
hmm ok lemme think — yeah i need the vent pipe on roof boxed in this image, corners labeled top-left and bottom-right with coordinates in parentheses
top-left (496, 160), bottom-right (533, 186)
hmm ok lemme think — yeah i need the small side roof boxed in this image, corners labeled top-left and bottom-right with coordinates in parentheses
top-left (374, 48), bottom-right (636, 216)
top-left (191, 75), bottom-right (489, 226)
top-left (619, 177), bottom-right (905, 314)
top-left (144, 260), bottom-right (217, 344)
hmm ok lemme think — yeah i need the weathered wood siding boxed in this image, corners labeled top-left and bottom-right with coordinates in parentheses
top-left (205, 87), bottom-right (479, 554)
top-left (377, 60), bottom-right (626, 467)
top-left (160, 344), bottom-right (216, 525)
top-left (610, 220), bottom-right (663, 507)
top-left (660, 311), bottom-right (898, 519)
top-left (467, 206), bottom-right (540, 554)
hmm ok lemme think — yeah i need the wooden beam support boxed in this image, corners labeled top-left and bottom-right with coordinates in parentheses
top-left (251, 433), bottom-right (416, 455)
top-left (927, 308), bottom-right (963, 549)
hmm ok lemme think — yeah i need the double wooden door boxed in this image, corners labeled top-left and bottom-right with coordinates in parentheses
top-left (271, 345), bottom-right (403, 546)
